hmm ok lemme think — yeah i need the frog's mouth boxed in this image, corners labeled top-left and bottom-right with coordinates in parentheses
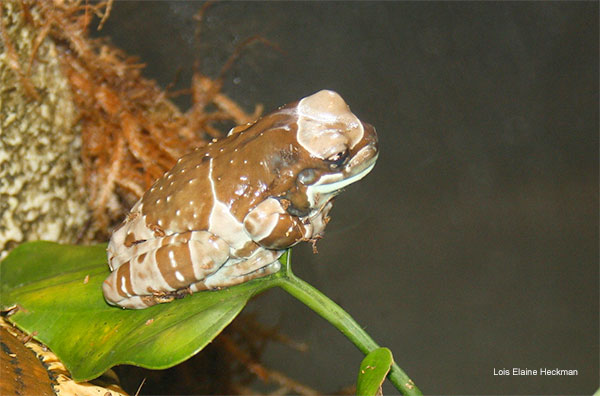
top-left (306, 144), bottom-right (378, 207)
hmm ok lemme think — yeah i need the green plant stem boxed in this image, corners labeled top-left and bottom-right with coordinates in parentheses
top-left (275, 272), bottom-right (422, 396)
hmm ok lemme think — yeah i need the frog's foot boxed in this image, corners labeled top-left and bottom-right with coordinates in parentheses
top-left (103, 230), bottom-right (230, 309)
top-left (310, 235), bottom-right (322, 254)
top-left (191, 248), bottom-right (283, 291)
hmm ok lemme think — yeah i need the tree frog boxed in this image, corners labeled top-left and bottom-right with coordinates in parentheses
top-left (103, 90), bottom-right (378, 309)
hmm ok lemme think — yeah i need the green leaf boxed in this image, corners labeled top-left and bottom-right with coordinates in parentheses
top-left (1, 242), bottom-right (421, 395)
top-left (356, 347), bottom-right (394, 396)
top-left (0, 241), bottom-right (278, 381)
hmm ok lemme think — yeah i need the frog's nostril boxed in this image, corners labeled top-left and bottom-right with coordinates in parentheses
top-left (361, 122), bottom-right (378, 145)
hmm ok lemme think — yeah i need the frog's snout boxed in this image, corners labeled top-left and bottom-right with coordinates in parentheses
top-left (346, 121), bottom-right (378, 176)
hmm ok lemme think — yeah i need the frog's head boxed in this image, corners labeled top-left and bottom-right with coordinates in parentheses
top-left (290, 90), bottom-right (379, 211)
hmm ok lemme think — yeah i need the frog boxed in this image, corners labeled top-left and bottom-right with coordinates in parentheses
top-left (102, 90), bottom-right (378, 309)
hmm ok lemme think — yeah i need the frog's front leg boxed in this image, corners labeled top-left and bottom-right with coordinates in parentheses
top-left (243, 197), bottom-right (312, 249)
top-left (102, 230), bottom-right (230, 309)
top-left (179, 197), bottom-right (310, 291)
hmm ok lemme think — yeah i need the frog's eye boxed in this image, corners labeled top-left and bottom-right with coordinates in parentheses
top-left (297, 168), bottom-right (317, 185)
top-left (326, 149), bottom-right (349, 169)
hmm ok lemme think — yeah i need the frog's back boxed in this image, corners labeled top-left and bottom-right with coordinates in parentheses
top-left (140, 149), bottom-right (215, 233)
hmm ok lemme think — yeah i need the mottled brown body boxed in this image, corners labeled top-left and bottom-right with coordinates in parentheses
top-left (103, 90), bottom-right (378, 309)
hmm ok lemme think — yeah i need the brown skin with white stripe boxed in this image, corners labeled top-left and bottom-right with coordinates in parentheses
top-left (103, 90), bottom-right (378, 309)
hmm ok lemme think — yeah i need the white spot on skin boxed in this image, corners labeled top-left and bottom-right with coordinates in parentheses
top-left (156, 199), bottom-right (161, 205)
top-left (234, 184), bottom-right (246, 196)
top-left (158, 219), bottom-right (163, 226)
top-left (175, 271), bottom-right (185, 282)
top-left (243, 160), bottom-right (248, 164)
top-left (193, 213), bottom-right (198, 219)
top-left (166, 196), bottom-right (171, 202)
top-left (168, 174), bottom-right (173, 179)
top-left (176, 209), bottom-right (181, 216)
top-left (169, 250), bottom-right (177, 268)
top-left (180, 169), bottom-right (186, 174)
top-left (188, 179), bottom-right (194, 184)
top-left (189, 200), bottom-right (195, 206)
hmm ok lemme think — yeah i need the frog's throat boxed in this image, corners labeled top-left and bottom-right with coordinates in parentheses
top-left (305, 155), bottom-right (377, 207)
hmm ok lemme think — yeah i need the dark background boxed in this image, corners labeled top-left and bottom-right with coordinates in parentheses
top-left (97, 2), bottom-right (598, 394)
